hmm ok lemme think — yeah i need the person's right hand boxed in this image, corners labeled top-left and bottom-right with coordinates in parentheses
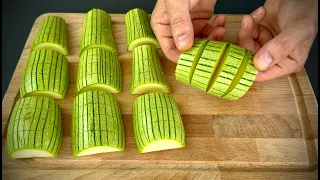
top-left (151, 0), bottom-right (227, 62)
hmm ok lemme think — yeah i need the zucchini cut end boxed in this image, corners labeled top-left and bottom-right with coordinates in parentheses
top-left (76, 146), bottom-right (123, 157)
top-left (131, 83), bottom-right (170, 94)
top-left (141, 139), bottom-right (184, 153)
top-left (78, 84), bottom-right (120, 94)
top-left (10, 149), bottom-right (55, 159)
top-left (80, 45), bottom-right (117, 57)
top-left (127, 38), bottom-right (160, 51)
top-left (33, 43), bottom-right (68, 55)
top-left (22, 91), bottom-right (65, 99)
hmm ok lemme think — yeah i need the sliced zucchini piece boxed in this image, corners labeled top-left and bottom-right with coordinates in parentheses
top-left (130, 45), bottom-right (170, 94)
top-left (125, 8), bottom-right (160, 51)
top-left (20, 49), bottom-right (69, 99)
top-left (77, 48), bottom-right (122, 94)
top-left (7, 96), bottom-right (62, 158)
top-left (191, 41), bottom-right (227, 91)
top-left (223, 51), bottom-right (258, 100)
top-left (80, 9), bottom-right (117, 56)
top-left (207, 44), bottom-right (245, 97)
top-left (133, 93), bottom-right (185, 153)
top-left (175, 40), bottom-right (209, 84)
top-left (72, 91), bottom-right (125, 157)
top-left (32, 16), bottom-right (69, 55)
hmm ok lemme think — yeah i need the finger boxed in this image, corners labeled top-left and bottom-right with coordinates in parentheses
top-left (207, 27), bottom-right (227, 41)
top-left (250, 6), bottom-right (266, 39)
top-left (253, 27), bottom-right (313, 71)
top-left (255, 25), bottom-right (273, 46)
top-left (237, 15), bottom-right (256, 52)
top-left (159, 36), bottom-right (181, 62)
top-left (254, 57), bottom-right (302, 82)
top-left (202, 14), bottom-right (226, 37)
top-left (164, 0), bottom-right (194, 51)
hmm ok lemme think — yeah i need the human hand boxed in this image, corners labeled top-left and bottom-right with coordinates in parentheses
top-left (237, 0), bottom-right (318, 82)
top-left (151, 0), bottom-right (227, 62)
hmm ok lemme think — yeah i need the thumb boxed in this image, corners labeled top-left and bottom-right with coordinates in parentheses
top-left (253, 28), bottom-right (311, 71)
top-left (164, 0), bottom-right (194, 51)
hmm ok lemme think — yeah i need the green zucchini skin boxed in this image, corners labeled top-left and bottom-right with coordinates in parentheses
top-left (80, 9), bottom-right (117, 56)
top-left (72, 91), bottom-right (125, 157)
top-left (130, 45), bottom-right (170, 94)
top-left (32, 16), bottom-right (69, 55)
top-left (20, 49), bottom-right (69, 99)
top-left (175, 40), bottom-right (209, 85)
top-left (175, 40), bottom-right (258, 100)
top-left (191, 41), bottom-right (227, 91)
top-left (125, 8), bottom-right (160, 51)
top-left (7, 96), bottom-right (62, 158)
top-left (133, 93), bottom-right (185, 153)
top-left (77, 48), bottom-right (122, 94)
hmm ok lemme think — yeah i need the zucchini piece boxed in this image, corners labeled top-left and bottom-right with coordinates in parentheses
top-left (80, 9), bottom-right (117, 56)
top-left (77, 48), bottom-right (122, 94)
top-left (130, 45), bottom-right (170, 94)
top-left (207, 44), bottom-right (244, 97)
top-left (32, 16), bottom-right (69, 55)
top-left (6, 96), bottom-right (62, 158)
top-left (133, 93), bottom-right (185, 153)
top-left (20, 49), bottom-right (69, 99)
top-left (191, 41), bottom-right (227, 91)
top-left (223, 51), bottom-right (258, 100)
top-left (72, 91), bottom-right (125, 156)
top-left (175, 40), bottom-right (258, 100)
top-left (175, 40), bottom-right (209, 84)
top-left (125, 8), bottom-right (160, 51)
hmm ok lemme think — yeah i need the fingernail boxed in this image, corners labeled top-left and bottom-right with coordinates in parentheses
top-left (241, 17), bottom-right (247, 28)
top-left (252, 7), bottom-right (262, 19)
top-left (259, 52), bottom-right (273, 69)
top-left (177, 34), bottom-right (189, 41)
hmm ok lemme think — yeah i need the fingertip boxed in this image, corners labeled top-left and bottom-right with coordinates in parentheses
top-left (175, 33), bottom-right (194, 51)
top-left (253, 51), bottom-right (273, 71)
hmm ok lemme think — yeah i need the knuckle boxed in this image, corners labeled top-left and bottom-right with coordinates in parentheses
top-left (171, 17), bottom-right (186, 29)
top-left (274, 39), bottom-right (291, 55)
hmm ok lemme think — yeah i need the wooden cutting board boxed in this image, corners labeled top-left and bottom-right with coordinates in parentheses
top-left (2, 13), bottom-right (318, 179)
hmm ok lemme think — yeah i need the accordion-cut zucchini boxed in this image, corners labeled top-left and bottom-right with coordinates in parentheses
top-left (32, 16), bottom-right (69, 55)
top-left (20, 49), bottom-right (69, 99)
top-left (7, 96), bottom-right (62, 158)
top-left (130, 45), bottom-right (170, 94)
top-left (175, 40), bottom-right (258, 100)
top-left (80, 9), bottom-right (117, 56)
top-left (76, 48), bottom-right (121, 94)
top-left (125, 8), bottom-right (160, 51)
top-left (133, 93), bottom-right (185, 153)
top-left (72, 91), bottom-right (125, 156)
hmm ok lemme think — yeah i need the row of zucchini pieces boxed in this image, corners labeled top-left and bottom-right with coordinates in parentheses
top-left (7, 8), bottom-right (185, 158)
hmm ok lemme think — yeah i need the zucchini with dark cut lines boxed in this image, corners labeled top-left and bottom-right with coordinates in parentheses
top-left (175, 40), bottom-right (258, 100)
top-left (130, 45), bottom-right (170, 94)
top-left (7, 96), bottom-right (62, 158)
top-left (72, 91), bottom-right (125, 156)
top-left (80, 9), bottom-right (117, 56)
top-left (20, 49), bottom-right (69, 99)
top-left (77, 48), bottom-right (121, 94)
top-left (133, 92), bottom-right (185, 153)
top-left (125, 8), bottom-right (160, 51)
top-left (32, 16), bottom-right (69, 55)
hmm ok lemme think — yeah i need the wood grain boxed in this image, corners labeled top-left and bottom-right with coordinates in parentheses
top-left (2, 13), bottom-right (318, 179)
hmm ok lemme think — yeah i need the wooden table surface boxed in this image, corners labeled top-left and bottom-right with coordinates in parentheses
top-left (2, 13), bottom-right (318, 179)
